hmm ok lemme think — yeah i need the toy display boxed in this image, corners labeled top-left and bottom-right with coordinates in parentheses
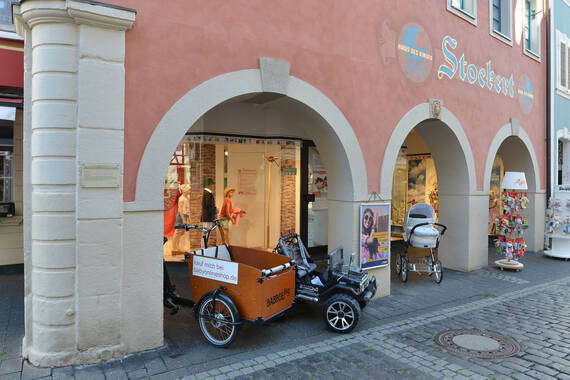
top-left (544, 189), bottom-right (570, 260)
top-left (494, 190), bottom-right (529, 270)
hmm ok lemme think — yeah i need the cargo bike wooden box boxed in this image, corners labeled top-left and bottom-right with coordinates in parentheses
top-left (185, 244), bottom-right (296, 347)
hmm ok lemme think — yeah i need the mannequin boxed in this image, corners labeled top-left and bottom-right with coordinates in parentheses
top-left (219, 187), bottom-right (235, 245)
top-left (172, 183), bottom-right (191, 252)
top-left (201, 178), bottom-right (216, 247)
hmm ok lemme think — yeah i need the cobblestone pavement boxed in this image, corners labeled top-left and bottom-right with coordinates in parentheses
top-left (1, 249), bottom-right (569, 379)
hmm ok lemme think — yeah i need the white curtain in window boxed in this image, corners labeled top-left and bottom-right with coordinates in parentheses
top-left (0, 106), bottom-right (15, 121)
top-left (562, 42), bottom-right (567, 89)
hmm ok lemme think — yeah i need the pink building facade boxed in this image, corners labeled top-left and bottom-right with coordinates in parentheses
top-left (13, 0), bottom-right (546, 367)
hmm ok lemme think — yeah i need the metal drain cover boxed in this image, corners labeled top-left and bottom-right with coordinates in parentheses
top-left (434, 329), bottom-right (520, 359)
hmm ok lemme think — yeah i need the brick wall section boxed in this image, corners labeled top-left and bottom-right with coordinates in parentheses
top-left (280, 148), bottom-right (297, 234)
top-left (187, 143), bottom-right (217, 247)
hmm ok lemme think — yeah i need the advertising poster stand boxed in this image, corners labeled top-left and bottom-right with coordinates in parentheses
top-left (360, 202), bottom-right (391, 270)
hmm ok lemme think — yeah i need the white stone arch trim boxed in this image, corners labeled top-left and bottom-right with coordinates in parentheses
top-left (482, 121), bottom-right (541, 193)
top-left (379, 103), bottom-right (477, 199)
top-left (125, 69), bottom-right (368, 211)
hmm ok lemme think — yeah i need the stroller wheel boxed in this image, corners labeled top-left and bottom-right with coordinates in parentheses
top-left (400, 258), bottom-right (408, 283)
top-left (434, 260), bottom-right (443, 284)
top-left (396, 254), bottom-right (402, 275)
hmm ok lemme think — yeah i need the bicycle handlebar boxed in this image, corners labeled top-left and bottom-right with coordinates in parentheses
top-left (174, 219), bottom-right (221, 233)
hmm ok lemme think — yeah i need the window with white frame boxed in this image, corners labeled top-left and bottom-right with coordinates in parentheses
top-left (523, 0), bottom-right (541, 59)
top-left (557, 30), bottom-right (570, 95)
top-left (447, 0), bottom-right (478, 25)
top-left (0, 0), bottom-right (14, 32)
top-left (489, 0), bottom-right (513, 44)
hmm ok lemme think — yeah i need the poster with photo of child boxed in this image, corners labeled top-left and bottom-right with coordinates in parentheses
top-left (360, 203), bottom-right (390, 269)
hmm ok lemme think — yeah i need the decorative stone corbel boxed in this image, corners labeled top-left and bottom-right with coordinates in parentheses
top-left (510, 118), bottom-right (520, 137)
top-left (428, 98), bottom-right (442, 119)
top-left (259, 57), bottom-right (291, 95)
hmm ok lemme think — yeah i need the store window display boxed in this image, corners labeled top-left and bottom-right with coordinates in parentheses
top-left (163, 135), bottom-right (300, 257)
top-left (173, 184), bottom-right (191, 252)
top-left (219, 187), bottom-right (244, 245)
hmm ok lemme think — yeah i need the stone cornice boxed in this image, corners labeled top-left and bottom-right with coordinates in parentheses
top-left (13, 0), bottom-right (135, 36)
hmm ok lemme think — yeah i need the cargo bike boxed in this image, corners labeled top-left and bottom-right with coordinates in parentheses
top-left (171, 222), bottom-right (376, 347)
top-left (396, 203), bottom-right (447, 284)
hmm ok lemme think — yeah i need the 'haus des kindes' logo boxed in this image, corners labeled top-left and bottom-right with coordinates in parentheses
top-left (397, 23), bottom-right (433, 83)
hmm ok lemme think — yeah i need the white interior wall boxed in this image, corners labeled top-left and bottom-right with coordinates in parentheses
top-left (226, 143), bottom-right (281, 248)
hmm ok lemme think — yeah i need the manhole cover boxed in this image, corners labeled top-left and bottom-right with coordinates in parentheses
top-left (434, 329), bottom-right (520, 359)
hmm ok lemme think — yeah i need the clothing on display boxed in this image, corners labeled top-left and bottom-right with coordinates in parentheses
top-left (201, 188), bottom-right (217, 222)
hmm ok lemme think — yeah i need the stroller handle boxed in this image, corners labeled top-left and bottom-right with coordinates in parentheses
top-left (434, 223), bottom-right (447, 235)
top-left (409, 222), bottom-right (430, 236)
top-left (409, 222), bottom-right (447, 237)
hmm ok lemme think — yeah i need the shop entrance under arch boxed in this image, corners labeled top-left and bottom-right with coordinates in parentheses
top-left (123, 68), bottom-right (370, 353)
top-left (161, 97), bottom-right (347, 259)
top-left (484, 126), bottom-right (543, 259)
top-left (381, 103), bottom-right (485, 274)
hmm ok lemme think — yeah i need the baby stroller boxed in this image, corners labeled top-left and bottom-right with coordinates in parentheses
top-left (396, 203), bottom-right (447, 283)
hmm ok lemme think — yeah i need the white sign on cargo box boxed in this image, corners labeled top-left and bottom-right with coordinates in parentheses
top-left (193, 255), bottom-right (238, 284)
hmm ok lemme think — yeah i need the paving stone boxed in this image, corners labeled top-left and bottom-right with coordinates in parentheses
top-left (523, 354), bottom-right (553, 366)
top-left (127, 368), bottom-right (147, 380)
top-left (0, 374), bottom-right (20, 380)
top-left (104, 367), bottom-right (128, 380)
top-left (144, 357), bottom-right (167, 376)
top-left (52, 366), bottom-right (74, 380)
top-left (533, 364), bottom-right (560, 377)
top-left (524, 369), bottom-right (558, 380)
top-left (74, 366), bottom-right (105, 380)
top-left (20, 363), bottom-right (49, 380)
top-left (503, 361), bottom-right (530, 373)
top-left (0, 359), bottom-right (22, 376)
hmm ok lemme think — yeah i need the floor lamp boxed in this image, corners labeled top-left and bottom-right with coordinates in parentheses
top-left (263, 155), bottom-right (280, 248)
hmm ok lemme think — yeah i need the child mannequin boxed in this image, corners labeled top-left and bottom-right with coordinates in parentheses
top-left (219, 187), bottom-right (235, 245)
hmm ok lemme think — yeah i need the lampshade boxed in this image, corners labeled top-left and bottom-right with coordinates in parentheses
top-left (501, 171), bottom-right (528, 190)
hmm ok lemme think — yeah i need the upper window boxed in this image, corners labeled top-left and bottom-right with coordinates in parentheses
top-left (0, 0), bottom-right (14, 32)
top-left (489, 0), bottom-right (513, 45)
top-left (447, 0), bottom-right (478, 26)
top-left (557, 30), bottom-right (570, 97)
top-left (523, 0), bottom-right (541, 60)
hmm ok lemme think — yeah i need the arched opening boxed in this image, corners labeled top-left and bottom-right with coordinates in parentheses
top-left (484, 125), bottom-right (542, 263)
top-left (122, 69), bottom-right (368, 354)
top-left (160, 95), bottom-right (364, 350)
top-left (381, 103), bottom-right (483, 274)
top-left (161, 95), bottom-right (358, 256)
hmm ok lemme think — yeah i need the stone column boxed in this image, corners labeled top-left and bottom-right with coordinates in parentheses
top-left (13, 0), bottom-right (135, 367)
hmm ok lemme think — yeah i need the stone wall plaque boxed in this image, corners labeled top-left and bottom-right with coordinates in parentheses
top-left (81, 164), bottom-right (120, 188)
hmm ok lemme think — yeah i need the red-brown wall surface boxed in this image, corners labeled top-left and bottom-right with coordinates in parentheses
top-left (114, 0), bottom-right (547, 201)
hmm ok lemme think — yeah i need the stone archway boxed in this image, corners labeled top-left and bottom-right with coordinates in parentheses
top-left (379, 103), bottom-right (486, 272)
top-left (483, 121), bottom-right (544, 252)
top-left (122, 62), bottom-right (370, 355)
